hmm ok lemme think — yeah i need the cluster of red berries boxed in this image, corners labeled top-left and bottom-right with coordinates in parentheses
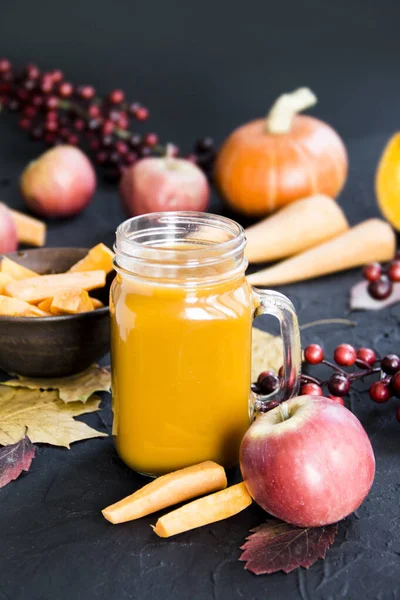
top-left (0, 59), bottom-right (216, 181)
top-left (363, 254), bottom-right (400, 300)
top-left (253, 343), bottom-right (400, 422)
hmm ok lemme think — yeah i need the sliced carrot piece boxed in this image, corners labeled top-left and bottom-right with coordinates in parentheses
top-left (102, 461), bottom-right (227, 524)
top-left (6, 270), bottom-right (106, 304)
top-left (1, 257), bottom-right (40, 281)
top-left (69, 243), bottom-right (114, 274)
top-left (10, 209), bottom-right (46, 247)
top-left (0, 295), bottom-right (49, 317)
top-left (153, 482), bottom-right (252, 538)
top-left (38, 298), bottom-right (53, 312)
top-left (0, 273), bottom-right (13, 295)
top-left (90, 297), bottom-right (105, 309)
top-left (50, 288), bottom-right (94, 315)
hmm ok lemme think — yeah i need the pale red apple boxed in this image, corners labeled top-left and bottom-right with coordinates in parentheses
top-left (240, 395), bottom-right (375, 527)
top-left (0, 202), bottom-right (17, 252)
top-left (20, 145), bottom-right (96, 218)
top-left (119, 155), bottom-right (210, 216)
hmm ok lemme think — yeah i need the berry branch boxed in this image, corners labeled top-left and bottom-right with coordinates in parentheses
top-left (253, 343), bottom-right (400, 422)
top-left (0, 59), bottom-right (216, 182)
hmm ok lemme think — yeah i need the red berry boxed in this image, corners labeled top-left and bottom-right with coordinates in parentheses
top-left (334, 343), bottom-right (357, 367)
top-left (109, 89), bottom-right (125, 104)
top-left (304, 344), bottom-right (324, 365)
top-left (124, 152), bottom-right (138, 165)
top-left (31, 95), bottom-right (43, 107)
top-left (58, 82), bottom-right (73, 97)
top-left (381, 354), bottom-right (400, 375)
top-left (257, 370), bottom-right (275, 385)
top-left (40, 77), bottom-right (53, 94)
top-left (115, 140), bottom-right (128, 155)
top-left (18, 118), bottom-right (31, 130)
top-left (116, 115), bottom-right (129, 130)
top-left (24, 63), bottom-right (40, 80)
top-left (45, 120), bottom-right (58, 133)
top-left (66, 134), bottom-right (79, 145)
top-left (95, 151), bottom-right (109, 165)
top-left (144, 133), bottom-right (159, 147)
top-left (23, 105), bottom-right (37, 118)
top-left (388, 260), bottom-right (400, 282)
top-left (139, 146), bottom-right (152, 158)
top-left (78, 85), bottom-right (95, 100)
top-left (89, 139), bottom-right (100, 151)
top-left (328, 394), bottom-right (345, 406)
top-left (301, 383), bottom-right (323, 396)
top-left (46, 96), bottom-right (58, 110)
top-left (259, 374), bottom-right (280, 395)
top-left (396, 406), bottom-right (400, 423)
top-left (88, 104), bottom-right (101, 118)
top-left (390, 372), bottom-right (400, 398)
top-left (369, 381), bottom-right (391, 403)
top-left (102, 120), bottom-right (114, 135)
top-left (128, 133), bottom-right (142, 148)
top-left (44, 132), bottom-right (56, 145)
top-left (46, 110), bottom-right (58, 122)
top-left (328, 374), bottom-right (350, 396)
top-left (363, 262), bottom-right (382, 282)
top-left (73, 119), bottom-right (85, 132)
top-left (50, 69), bottom-right (63, 83)
top-left (356, 347), bottom-right (376, 366)
top-left (368, 276), bottom-right (392, 300)
top-left (0, 59), bottom-right (11, 73)
top-left (135, 106), bottom-right (149, 121)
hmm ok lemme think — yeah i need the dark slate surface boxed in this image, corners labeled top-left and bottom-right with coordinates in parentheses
top-left (1, 1), bottom-right (400, 598)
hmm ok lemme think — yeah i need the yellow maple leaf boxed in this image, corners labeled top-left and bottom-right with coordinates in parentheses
top-left (0, 386), bottom-right (107, 447)
top-left (252, 327), bottom-right (283, 382)
top-left (3, 364), bottom-right (111, 403)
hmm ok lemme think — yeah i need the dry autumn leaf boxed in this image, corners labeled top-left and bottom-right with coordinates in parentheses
top-left (252, 327), bottom-right (283, 382)
top-left (3, 364), bottom-right (111, 403)
top-left (0, 386), bottom-right (107, 447)
top-left (0, 436), bottom-right (35, 489)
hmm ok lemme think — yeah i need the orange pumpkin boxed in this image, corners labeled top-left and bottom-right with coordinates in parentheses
top-left (214, 88), bottom-right (348, 217)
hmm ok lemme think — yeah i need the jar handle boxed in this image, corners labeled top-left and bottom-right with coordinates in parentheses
top-left (251, 287), bottom-right (302, 414)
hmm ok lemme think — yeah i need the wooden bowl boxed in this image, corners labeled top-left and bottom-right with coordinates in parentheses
top-left (0, 248), bottom-right (113, 377)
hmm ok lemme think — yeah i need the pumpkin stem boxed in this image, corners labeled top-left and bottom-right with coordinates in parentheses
top-left (266, 88), bottom-right (317, 134)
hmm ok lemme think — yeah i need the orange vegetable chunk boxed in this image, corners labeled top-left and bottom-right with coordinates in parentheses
top-left (0, 273), bottom-right (13, 295)
top-left (1, 257), bottom-right (39, 281)
top-left (10, 209), bottom-right (46, 247)
top-left (38, 298), bottom-right (53, 312)
top-left (102, 461), bottom-right (227, 524)
top-left (90, 297), bottom-right (104, 309)
top-left (153, 482), bottom-right (252, 538)
top-left (0, 295), bottom-right (49, 317)
top-left (50, 288), bottom-right (94, 314)
top-left (69, 243), bottom-right (114, 274)
top-left (5, 270), bottom-right (106, 304)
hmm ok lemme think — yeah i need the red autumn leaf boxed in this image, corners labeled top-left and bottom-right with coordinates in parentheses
top-left (0, 436), bottom-right (35, 489)
top-left (240, 518), bottom-right (338, 575)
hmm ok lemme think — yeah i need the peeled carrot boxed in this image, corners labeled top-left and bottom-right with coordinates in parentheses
top-left (10, 209), bottom-right (46, 247)
top-left (1, 257), bottom-right (39, 281)
top-left (247, 219), bottom-right (395, 286)
top-left (6, 270), bottom-right (106, 303)
top-left (152, 482), bottom-right (252, 538)
top-left (102, 461), bottom-right (227, 524)
top-left (244, 195), bottom-right (349, 263)
top-left (68, 243), bottom-right (114, 274)
top-left (0, 295), bottom-right (49, 317)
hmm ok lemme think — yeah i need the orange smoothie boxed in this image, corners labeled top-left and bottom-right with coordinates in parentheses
top-left (110, 269), bottom-right (254, 476)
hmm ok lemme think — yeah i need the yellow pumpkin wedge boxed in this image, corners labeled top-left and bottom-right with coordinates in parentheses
top-left (376, 133), bottom-right (400, 230)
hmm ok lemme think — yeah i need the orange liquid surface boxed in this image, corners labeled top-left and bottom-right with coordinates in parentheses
top-left (110, 262), bottom-right (254, 476)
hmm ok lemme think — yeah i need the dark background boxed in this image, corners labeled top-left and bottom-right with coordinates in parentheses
top-left (1, 1), bottom-right (400, 599)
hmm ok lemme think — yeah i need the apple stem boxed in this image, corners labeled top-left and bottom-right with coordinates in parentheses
top-left (279, 401), bottom-right (290, 422)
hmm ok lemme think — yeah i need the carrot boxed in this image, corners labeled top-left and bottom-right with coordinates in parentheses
top-left (102, 461), bottom-right (227, 524)
top-left (9, 209), bottom-right (46, 247)
top-left (68, 243), bottom-right (114, 274)
top-left (5, 270), bottom-right (106, 303)
top-left (1, 257), bottom-right (39, 281)
top-left (0, 273), bottom-right (13, 295)
top-left (152, 482), bottom-right (252, 538)
top-left (50, 288), bottom-right (94, 314)
top-left (38, 298), bottom-right (53, 312)
top-left (247, 219), bottom-right (396, 286)
top-left (0, 295), bottom-right (49, 317)
top-left (244, 195), bottom-right (349, 263)
top-left (90, 297), bottom-right (104, 309)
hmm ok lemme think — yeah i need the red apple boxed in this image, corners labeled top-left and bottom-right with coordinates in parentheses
top-left (240, 395), bottom-right (375, 527)
top-left (0, 202), bottom-right (18, 252)
top-left (20, 145), bottom-right (96, 218)
top-left (119, 155), bottom-right (210, 216)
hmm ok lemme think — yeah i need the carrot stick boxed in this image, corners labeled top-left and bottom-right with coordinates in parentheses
top-left (244, 195), bottom-right (349, 263)
top-left (68, 243), bottom-right (114, 274)
top-left (102, 461), bottom-right (227, 524)
top-left (0, 295), bottom-right (49, 317)
top-left (6, 270), bottom-right (106, 303)
top-left (152, 482), bottom-right (252, 538)
top-left (1, 257), bottom-right (39, 281)
top-left (0, 273), bottom-right (13, 295)
top-left (10, 209), bottom-right (46, 247)
top-left (247, 219), bottom-right (395, 286)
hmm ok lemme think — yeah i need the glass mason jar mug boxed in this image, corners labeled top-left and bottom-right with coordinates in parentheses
top-left (111, 212), bottom-right (301, 477)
